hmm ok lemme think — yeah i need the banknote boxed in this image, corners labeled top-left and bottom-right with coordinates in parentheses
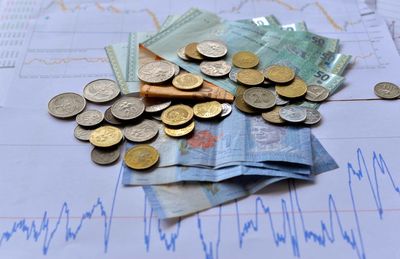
top-left (122, 133), bottom-right (337, 185)
top-left (142, 8), bottom-right (345, 96)
top-left (143, 175), bottom-right (285, 219)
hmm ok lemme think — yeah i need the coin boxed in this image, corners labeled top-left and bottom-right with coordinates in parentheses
top-left (161, 104), bottom-right (194, 126)
top-left (48, 92), bottom-right (86, 119)
top-left (104, 107), bottom-right (122, 125)
top-left (124, 145), bottom-right (159, 170)
top-left (91, 147), bottom-right (120, 165)
top-left (272, 91), bottom-right (289, 106)
top-left (137, 60), bottom-right (175, 83)
top-left (83, 79), bottom-right (120, 103)
top-left (220, 103), bottom-right (232, 117)
top-left (200, 60), bottom-right (231, 77)
top-left (237, 69), bottom-right (264, 86)
top-left (261, 106), bottom-right (285, 124)
top-left (143, 98), bottom-right (172, 113)
top-left (74, 125), bottom-right (93, 141)
top-left (305, 85), bottom-right (330, 102)
top-left (304, 108), bottom-right (322, 125)
top-left (164, 121), bottom-right (195, 138)
top-left (275, 77), bottom-right (307, 99)
top-left (123, 119), bottom-right (159, 142)
top-left (184, 42), bottom-right (203, 61)
top-left (243, 87), bottom-right (276, 110)
top-left (232, 51), bottom-right (259, 68)
top-left (89, 125), bottom-right (123, 148)
top-left (279, 105), bottom-right (307, 123)
top-left (111, 97), bottom-right (145, 121)
top-left (172, 63), bottom-right (180, 76)
top-left (193, 101), bottom-right (222, 119)
top-left (196, 40), bottom-right (228, 59)
top-left (177, 46), bottom-right (190, 61)
top-left (228, 67), bottom-right (239, 82)
top-left (234, 94), bottom-right (257, 114)
top-left (76, 110), bottom-right (104, 127)
top-left (151, 114), bottom-right (162, 121)
top-left (263, 65), bottom-right (295, 84)
top-left (374, 82), bottom-right (400, 99)
top-left (172, 73), bottom-right (203, 90)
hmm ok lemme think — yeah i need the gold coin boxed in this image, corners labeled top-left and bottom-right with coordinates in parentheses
top-left (124, 145), bottom-right (159, 170)
top-left (237, 69), bottom-right (264, 86)
top-left (172, 73), bottom-right (203, 90)
top-left (161, 104), bottom-right (194, 127)
top-left (234, 94), bottom-right (257, 114)
top-left (264, 65), bottom-right (295, 84)
top-left (232, 51), bottom-right (259, 68)
top-left (184, 43), bottom-right (203, 61)
top-left (193, 101), bottom-right (222, 119)
top-left (89, 126), bottom-right (123, 148)
top-left (261, 106), bottom-right (285, 124)
top-left (275, 77), bottom-right (308, 99)
top-left (164, 121), bottom-right (195, 137)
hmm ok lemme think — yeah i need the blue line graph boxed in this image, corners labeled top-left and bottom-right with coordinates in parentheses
top-left (0, 148), bottom-right (399, 259)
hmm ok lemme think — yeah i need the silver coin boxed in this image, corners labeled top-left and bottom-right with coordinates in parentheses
top-left (91, 147), bottom-right (120, 165)
top-left (76, 110), bottom-right (104, 127)
top-left (151, 115), bottom-right (162, 121)
top-left (177, 46), bottom-right (190, 61)
top-left (83, 79), bottom-right (120, 103)
top-left (172, 63), bottom-right (180, 76)
top-left (243, 87), bottom-right (276, 110)
top-left (137, 60), bottom-right (175, 83)
top-left (220, 103), bottom-right (232, 117)
top-left (279, 105), bottom-right (307, 123)
top-left (305, 85), bottom-right (330, 102)
top-left (196, 40), bottom-right (228, 59)
top-left (374, 82), bottom-right (400, 99)
top-left (123, 119), bottom-right (159, 142)
top-left (268, 89), bottom-right (289, 105)
top-left (74, 125), bottom-right (93, 141)
top-left (48, 92), bottom-right (86, 119)
top-left (229, 67), bottom-right (239, 82)
top-left (200, 60), bottom-right (231, 77)
top-left (111, 97), bottom-right (145, 121)
top-left (304, 108), bottom-right (322, 125)
top-left (104, 107), bottom-right (123, 125)
top-left (143, 98), bottom-right (172, 113)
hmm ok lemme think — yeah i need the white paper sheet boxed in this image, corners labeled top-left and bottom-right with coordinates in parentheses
top-left (1, 0), bottom-right (400, 258)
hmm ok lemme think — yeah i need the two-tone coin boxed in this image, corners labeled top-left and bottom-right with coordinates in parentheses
top-left (123, 119), bottom-right (159, 142)
top-left (374, 82), bottom-right (400, 99)
top-left (232, 51), bottom-right (259, 68)
top-left (305, 85), bottom-right (330, 102)
top-left (279, 105), bottom-right (307, 123)
top-left (48, 92), bottom-right (86, 119)
top-left (172, 73), bottom-right (203, 90)
top-left (275, 77), bottom-right (307, 99)
top-left (161, 104), bottom-right (194, 127)
top-left (74, 125), bottom-right (94, 141)
top-left (89, 125), bottom-right (123, 148)
top-left (193, 101), bottom-right (222, 119)
top-left (200, 60), bottom-right (231, 77)
top-left (164, 121), bottom-right (195, 138)
top-left (137, 61), bottom-right (175, 83)
top-left (124, 145), bottom-right (159, 170)
top-left (237, 69), bottom-right (264, 86)
top-left (91, 147), bottom-right (120, 165)
top-left (76, 110), bottom-right (104, 127)
top-left (243, 87), bottom-right (276, 110)
top-left (263, 65), bottom-right (295, 84)
top-left (83, 79), bottom-right (120, 103)
top-left (111, 97), bottom-right (145, 121)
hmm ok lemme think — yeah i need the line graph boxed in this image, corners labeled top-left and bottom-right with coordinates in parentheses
top-left (0, 148), bottom-right (399, 258)
top-left (24, 56), bottom-right (109, 65)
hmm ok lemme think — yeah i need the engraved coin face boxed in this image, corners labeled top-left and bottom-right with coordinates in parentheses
top-left (234, 94), bottom-right (257, 114)
top-left (172, 73), bottom-right (203, 90)
top-left (124, 145), bottom-right (159, 170)
top-left (374, 82), bottom-right (400, 99)
top-left (83, 79), bottom-right (120, 103)
top-left (143, 98), bottom-right (172, 113)
top-left (304, 108), bottom-right (322, 125)
top-left (220, 103), bottom-right (232, 118)
top-left (262, 106), bottom-right (285, 124)
top-left (279, 105), bottom-right (307, 123)
top-left (48, 92), bottom-right (86, 119)
top-left (111, 97), bottom-right (145, 121)
top-left (177, 46), bottom-right (190, 61)
top-left (74, 125), bottom-right (93, 141)
top-left (184, 42), bottom-right (203, 61)
top-left (237, 69), bottom-right (264, 86)
top-left (164, 121), bottom-right (195, 138)
top-left (123, 119), bottom-right (159, 142)
top-left (196, 40), bottom-right (228, 59)
top-left (193, 101), bottom-right (222, 119)
top-left (89, 126), bottom-right (123, 148)
top-left (200, 60), bottom-right (231, 77)
top-left (76, 110), bottom-right (104, 127)
top-left (232, 51), bottom-right (259, 68)
top-left (104, 107), bottom-right (122, 126)
top-left (263, 65), bottom-right (295, 84)
top-left (305, 85), bottom-right (330, 102)
top-left (243, 87), bottom-right (276, 110)
top-left (275, 77), bottom-right (307, 99)
top-left (137, 60), bottom-right (175, 83)
top-left (91, 147), bottom-right (120, 165)
top-left (161, 104), bottom-right (194, 126)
